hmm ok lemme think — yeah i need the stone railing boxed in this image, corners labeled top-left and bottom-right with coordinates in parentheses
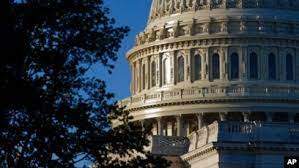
top-left (119, 85), bottom-right (299, 109)
top-left (150, 135), bottom-right (190, 156)
top-left (188, 122), bottom-right (219, 151)
top-left (188, 121), bottom-right (299, 151)
top-left (149, 0), bottom-right (299, 21)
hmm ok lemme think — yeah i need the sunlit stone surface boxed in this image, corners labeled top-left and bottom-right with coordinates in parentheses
top-left (120, 0), bottom-right (299, 167)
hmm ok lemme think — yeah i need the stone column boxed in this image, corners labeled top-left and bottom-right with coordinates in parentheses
top-left (203, 48), bottom-right (209, 80)
top-left (186, 49), bottom-right (192, 83)
top-left (157, 117), bottom-right (163, 135)
top-left (138, 59), bottom-right (142, 92)
top-left (170, 51), bottom-right (175, 85)
top-left (157, 54), bottom-right (162, 87)
top-left (220, 47), bottom-right (228, 81)
top-left (133, 62), bottom-right (137, 94)
top-left (197, 113), bottom-right (204, 129)
top-left (149, 58), bottom-right (153, 88)
top-left (141, 61), bottom-right (146, 91)
top-left (260, 46), bottom-right (266, 80)
top-left (131, 63), bottom-right (135, 94)
top-left (202, 48), bottom-right (208, 80)
top-left (289, 113), bottom-right (296, 124)
top-left (243, 112), bottom-right (250, 122)
top-left (140, 120), bottom-right (145, 132)
top-left (176, 115), bottom-right (183, 136)
top-left (185, 121), bottom-right (190, 136)
top-left (146, 57), bottom-right (150, 90)
top-left (151, 121), bottom-right (158, 135)
top-left (241, 46), bottom-right (248, 80)
top-left (296, 48), bottom-right (299, 83)
top-left (278, 47), bottom-right (284, 81)
top-left (266, 112), bottom-right (273, 122)
top-left (167, 121), bottom-right (173, 136)
top-left (219, 112), bottom-right (227, 121)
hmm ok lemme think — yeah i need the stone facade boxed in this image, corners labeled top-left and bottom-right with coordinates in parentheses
top-left (119, 0), bottom-right (299, 167)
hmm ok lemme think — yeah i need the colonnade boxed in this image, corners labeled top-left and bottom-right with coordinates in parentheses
top-left (147, 112), bottom-right (299, 137)
top-left (131, 47), bottom-right (298, 95)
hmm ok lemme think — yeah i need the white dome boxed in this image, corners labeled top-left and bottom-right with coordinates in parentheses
top-left (119, 1), bottom-right (299, 166)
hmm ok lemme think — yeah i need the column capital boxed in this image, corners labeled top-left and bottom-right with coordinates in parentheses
top-left (176, 114), bottom-right (182, 120)
top-left (196, 112), bottom-right (203, 116)
top-left (156, 117), bottom-right (162, 122)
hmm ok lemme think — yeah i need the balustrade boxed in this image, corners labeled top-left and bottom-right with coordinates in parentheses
top-left (188, 121), bottom-right (299, 151)
top-left (151, 135), bottom-right (189, 155)
top-left (120, 86), bottom-right (299, 109)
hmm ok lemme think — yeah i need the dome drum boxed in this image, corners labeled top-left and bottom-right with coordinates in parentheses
top-left (128, 45), bottom-right (299, 95)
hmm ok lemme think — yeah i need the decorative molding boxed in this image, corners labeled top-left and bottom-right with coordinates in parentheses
top-left (149, 0), bottom-right (299, 22)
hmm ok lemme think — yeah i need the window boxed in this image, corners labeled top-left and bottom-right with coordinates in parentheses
top-left (142, 64), bottom-right (146, 90)
top-left (151, 61), bottom-right (156, 87)
top-left (194, 54), bottom-right (202, 81)
top-left (178, 56), bottom-right (185, 83)
top-left (286, 54), bottom-right (294, 80)
top-left (212, 53), bottom-right (220, 80)
top-left (268, 53), bottom-right (276, 80)
top-left (249, 52), bottom-right (258, 79)
top-left (230, 53), bottom-right (239, 79)
top-left (163, 58), bottom-right (171, 85)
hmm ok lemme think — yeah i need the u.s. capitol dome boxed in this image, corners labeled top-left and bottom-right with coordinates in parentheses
top-left (120, 0), bottom-right (299, 167)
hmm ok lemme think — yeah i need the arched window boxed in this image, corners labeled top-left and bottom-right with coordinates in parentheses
top-left (163, 58), bottom-right (171, 85)
top-left (142, 64), bottom-right (146, 90)
top-left (212, 53), bottom-right (220, 80)
top-left (151, 61), bottom-right (156, 87)
top-left (194, 54), bottom-right (202, 81)
top-left (268, 53), bottom-right (276, 80)
top-left (286, 54), bottom-right (294, 80)
top-left (230, 53), bottom-right (239, 79)
top-left (178, 56), bottom-right (185, 83)
top-left (249, 52), bottom-right (258, 79)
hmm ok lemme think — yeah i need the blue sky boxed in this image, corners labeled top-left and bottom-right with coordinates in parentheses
top-left (91, 0), bottom-right (152, 100)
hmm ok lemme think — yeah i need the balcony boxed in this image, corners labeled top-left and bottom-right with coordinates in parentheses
top-left (188, 121), bottom-right (299, 152)
top-left (150, 135), bottom-right (189, 156)
top-left (148, 121), bottom-right (299, 157)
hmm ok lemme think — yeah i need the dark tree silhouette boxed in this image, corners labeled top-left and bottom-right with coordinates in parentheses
top-left (0, 0), bottom-right (170, 167)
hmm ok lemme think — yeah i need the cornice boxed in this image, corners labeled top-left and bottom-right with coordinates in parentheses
top-left (125, 98), bottom-right (299, 113)
top-left (121, 84), bottom-right (299, 113)
top-left (181, 143), bottom-right (217, 162)
top-left (127, 36), bottom-right (299, 61)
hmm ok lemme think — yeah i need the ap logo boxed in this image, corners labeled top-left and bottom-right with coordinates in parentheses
top-left (285, 157), bottom-right (299, 168)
